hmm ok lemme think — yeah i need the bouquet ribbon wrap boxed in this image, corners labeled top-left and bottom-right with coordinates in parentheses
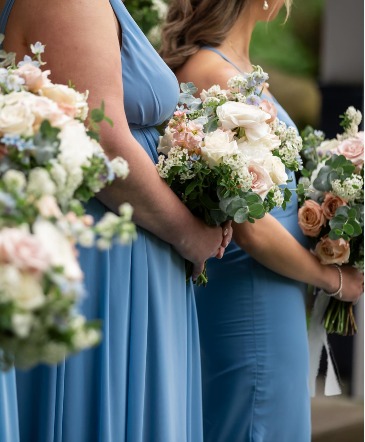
top-left (308, 291), bottom-right (342, 396)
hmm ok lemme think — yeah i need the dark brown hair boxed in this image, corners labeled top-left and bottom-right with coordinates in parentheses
top-left (160, 0), bottom-right (292, 71)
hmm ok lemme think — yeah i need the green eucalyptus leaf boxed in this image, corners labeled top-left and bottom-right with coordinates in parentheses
top-left (248, 203), bottom-right (265, 219)
top-left (233, 207), bottom-right (249, 223)
top-left (343, 223), bottom-right (354, 236)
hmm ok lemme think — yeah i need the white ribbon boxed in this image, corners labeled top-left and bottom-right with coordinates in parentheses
top-left (308, 291), bottom-right (342, 396)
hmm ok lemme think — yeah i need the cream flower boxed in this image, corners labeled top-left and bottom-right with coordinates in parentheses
top-left (249, 161), bottom-right (274, 199)
top-left (33, 219), bottom-right (83, 281)
top-left (0, 91), bottom-right (35, 136)
top-left (0, 227), bottom-right (50, 274)
top-left (201, 129), bottom-right (239, 168)
top-left (41, 84), bottom-right (88, 120)
top-left (15, 64), bottom-right (51, 93)
top-left (217, 101), bottom-right (271, 141)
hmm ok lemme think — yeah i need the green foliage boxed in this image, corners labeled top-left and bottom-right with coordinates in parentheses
top-left (313, 155), bottom-right (355, 191)
top-left (251, 0), bottom-right (324, 76)
top-left (124, 0), bottom-right (160, 35)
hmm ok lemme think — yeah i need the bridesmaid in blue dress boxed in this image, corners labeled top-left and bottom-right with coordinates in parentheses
top-left (161, 1), bottom-right (363, 441)
top-left (0, 0), bottom-right (232, 441)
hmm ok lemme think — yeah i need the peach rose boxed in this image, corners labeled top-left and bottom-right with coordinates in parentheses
top-left (259, 99), bottom-right (278, 123)
top-left (314, 235), bottom-right (350, 265)
top-left (0, 228), bottom-right (50, 274)
top-left (337, 133), bottom-right (364, 167)
top-left (249, 162), bottom-right (274, 199)
top-left (15, 64), bottom-right (50, 93)
top-left (321, 193), bottom-right (347, 220)
top-left (298, 200), bottom-right (326, 237)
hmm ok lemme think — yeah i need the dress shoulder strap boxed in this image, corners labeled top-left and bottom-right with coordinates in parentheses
top-left (0, 0), bottom-right (15, 35)
top-left (201, 45), bottom-right (244, 74)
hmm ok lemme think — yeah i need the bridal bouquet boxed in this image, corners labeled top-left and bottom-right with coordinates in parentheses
top-left (157, 66), bottom-right (302, 284)
top-left (298, 107), bottom-right (364, 335)
top-left (0, 39), bottom-right (136, 368)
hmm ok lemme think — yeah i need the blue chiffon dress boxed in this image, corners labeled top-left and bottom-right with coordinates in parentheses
top-left (1, 1), bottom-right (204, 441)
top-left (0, 370), bottom-right (19, 442)
top-left (195, 48), bottom-right (311, 442)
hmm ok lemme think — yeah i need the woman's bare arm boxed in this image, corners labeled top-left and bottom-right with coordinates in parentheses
top-left (5, 0), bottom-right (229, 277)
top-left (176, 50), bottom-right (363, 299)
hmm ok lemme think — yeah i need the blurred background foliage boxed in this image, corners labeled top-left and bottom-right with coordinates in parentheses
top-left (124, 0), bottom-right (325, 128)
top-left (125, 0), bottom-right (324, 77)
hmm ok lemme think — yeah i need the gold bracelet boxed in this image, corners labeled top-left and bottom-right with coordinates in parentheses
top-left (323, 264), bottom-right (343, 298)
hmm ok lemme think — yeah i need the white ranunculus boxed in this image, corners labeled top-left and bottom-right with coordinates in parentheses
top-left (201, 129), bottom-right (239, 168)
top-left (0, 91), bottom-right (36, 136)
top-left (216, 101), bottom-right (271, 141)
top-left (33, 219), bottom-right (83, 281)
top-left (263, 155), bottom-right (288, 185)
top-left (157, 126), bottom-right (175, 155)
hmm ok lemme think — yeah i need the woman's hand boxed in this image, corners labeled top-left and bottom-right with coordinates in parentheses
top-left (338, 266), bottom-right (363, 303)
top-left (174, 219), bottom-right (230, 281)
top-left (215, 220), bottom-right (233, 259)
top-left (322, 265), bottom-right (363, 303)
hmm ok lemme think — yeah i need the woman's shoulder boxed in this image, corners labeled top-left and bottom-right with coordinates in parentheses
top-left (176, 48), bottom-right (240, 92)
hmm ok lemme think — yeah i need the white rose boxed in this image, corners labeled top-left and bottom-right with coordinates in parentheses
top-left (33, 219), bottom-right (83, 281)
top-left (0, 91), bottom-right (35, 136)
top-left (216, 101), bottom-right (271, 141)
top-left (263, 155), bottom-right (288, 185)
top-left (201, 129), bottom-right (239, 168)
top-left (157, 126), bottom-right (175, 155)
top-left (238, 142), bottom-right (272, 164)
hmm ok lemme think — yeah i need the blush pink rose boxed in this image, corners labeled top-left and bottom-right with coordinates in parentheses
top-left (321, 193), bottom-right (347, 220)
top-left (314, 235), bottom-right (350, 265)
top-left (15, 64), bottom-right (50, 93)
top-left (249, 162), bottom-right (274, 199)
top-left (337, 132), bottom-right (364, 167)
top-left (0, 228), bottom-right (50, 274)
top-left (298, 200), bottom-right (326, 237)
top-left (259, 99), bottom-right (278, 123)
